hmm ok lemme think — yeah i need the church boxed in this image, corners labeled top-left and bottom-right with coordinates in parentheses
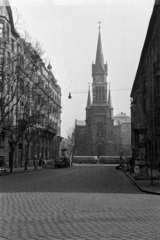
top-left (74, 27), bottom-right (124, 157)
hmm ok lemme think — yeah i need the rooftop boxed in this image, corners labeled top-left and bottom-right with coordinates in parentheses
top-left (75, 120), bottom-right (86, 126)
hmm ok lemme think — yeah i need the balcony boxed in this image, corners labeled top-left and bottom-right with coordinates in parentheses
top-left (45, 122), bottom-right (57, 135)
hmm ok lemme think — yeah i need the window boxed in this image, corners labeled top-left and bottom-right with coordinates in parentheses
top-left (158, 108), bottom-right (160, 127)
top-left (0, 74), bottom-right (3, 93)
top-left (99, 87), bottom-right (101, 101)
top-left (97, 122), bottom-right (104, 137)
top-left (12, 39), bottom-right (14, 53)
top-left (102, 86), bottom-right (105, 101)
top-left (156, 76), bottom-right (160, 95)
top-left (96, 87), bottom-right (98, 101)
top-left (0, 23), bottom-right (3, 37)
top-left (0, 48), bottom-right (3, 66)
top-left (7, 52), bottom-right (10, 68)
top-left (7, 24), bottom-right (9, 42)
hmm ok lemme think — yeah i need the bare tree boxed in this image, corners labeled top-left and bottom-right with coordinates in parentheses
top-left (65, 126), bottom-right (86, 160)
top-left (0, 5), bottom-right (62, 173)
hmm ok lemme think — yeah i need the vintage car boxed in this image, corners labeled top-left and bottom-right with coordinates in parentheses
top-left (54, 149), bottom-right (71, 168)
top-left (54, 156), bottom-right (70, 168)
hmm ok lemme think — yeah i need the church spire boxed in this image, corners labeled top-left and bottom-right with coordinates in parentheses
top-left (86, 84), bottom-right (91, 109)
top-left (92, 24), bottom-right (107, 77)
top-left (95, 24), bottom-right (105, 73)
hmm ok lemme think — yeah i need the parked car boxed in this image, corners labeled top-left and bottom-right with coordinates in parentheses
top-left (54, 149), bottom-right (71, 168)
top-left (0, 159), bottom-right (7, 175)
top-left (55, 156), bottom-right (70, 168)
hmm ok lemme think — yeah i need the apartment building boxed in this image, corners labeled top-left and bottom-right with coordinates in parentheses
top-left (131, 1), bottom-right (160, 171)
top-left (0, 0), bottom-right (62, 168)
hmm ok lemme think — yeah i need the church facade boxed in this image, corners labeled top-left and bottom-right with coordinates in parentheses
top-left (74, 28), bottom-right (122, 157)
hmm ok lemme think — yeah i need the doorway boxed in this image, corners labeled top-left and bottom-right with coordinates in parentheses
top-left (97, 144), bottom-right (105, 158)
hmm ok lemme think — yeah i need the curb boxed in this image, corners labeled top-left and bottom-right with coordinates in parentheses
top-left (124, 171), bottom-right (160, 196)
top-left (0, 168), bottom-right (43, 176)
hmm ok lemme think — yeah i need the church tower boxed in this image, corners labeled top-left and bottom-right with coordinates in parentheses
top-left (75, 25), bottom-right (122, 157)
top-left (92, 25), bottom-right (108, 105)
top-left (85, 25), bottom-right (115, 156)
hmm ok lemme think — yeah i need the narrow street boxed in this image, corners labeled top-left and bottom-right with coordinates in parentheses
top-left (0, 165), bottom-right (160, 240)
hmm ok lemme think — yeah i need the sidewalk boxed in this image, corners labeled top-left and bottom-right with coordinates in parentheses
top-left (0, 166), bottom-right (42, 176)
top-left (125, 168), bottom-right (160, 195)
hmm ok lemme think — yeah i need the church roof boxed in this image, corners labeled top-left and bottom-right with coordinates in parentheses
top-left (95, 29), bottom-right (105, 72)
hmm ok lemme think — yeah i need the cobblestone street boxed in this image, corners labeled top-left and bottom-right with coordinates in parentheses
top-left (0, 165), bottom-right (160, 240)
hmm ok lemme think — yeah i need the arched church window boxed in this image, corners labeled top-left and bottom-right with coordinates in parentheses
top-left (102, 87), bottom-right (105, 101)
top-left (99, 87), bottom-right (101, 101)
top-left (97, 122), bottom-right (104, 137)
top-left (96, 87), bottom-right (98, 101)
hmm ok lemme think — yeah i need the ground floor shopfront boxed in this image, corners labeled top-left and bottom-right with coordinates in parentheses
top-left (0, 130), bottom-right (62, 168)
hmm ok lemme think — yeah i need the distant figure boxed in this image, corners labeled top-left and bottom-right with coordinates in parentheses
top-left (119, 156), bottom-right (123, 167)
top-left (34, 155), bottom-right (37, 170)
top-left (115, 156), bottom-right (123, 170)
top-left (43, 156), bottom-right (47, 169)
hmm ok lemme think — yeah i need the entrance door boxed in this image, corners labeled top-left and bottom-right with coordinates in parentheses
top-left (97, 144), bottom-right (105, 158)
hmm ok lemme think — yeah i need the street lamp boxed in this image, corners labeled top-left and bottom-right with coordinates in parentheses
top-left (68, 92), bottom-right (72, 99)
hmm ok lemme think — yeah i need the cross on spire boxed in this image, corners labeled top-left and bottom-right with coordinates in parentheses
top-left (98, 21), bottom-right (101, 31)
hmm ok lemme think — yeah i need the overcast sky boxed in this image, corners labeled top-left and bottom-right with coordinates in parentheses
top-left (9, 0), bottom-right (154, 137)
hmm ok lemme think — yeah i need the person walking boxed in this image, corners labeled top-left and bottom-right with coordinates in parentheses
top-left (34, 154), bottom-right (37, 170)
top-left (43, 156), bottom-right (47, 169)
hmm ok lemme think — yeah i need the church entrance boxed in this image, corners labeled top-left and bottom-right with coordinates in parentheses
top-left (97, 144), bottom-right (105, 158)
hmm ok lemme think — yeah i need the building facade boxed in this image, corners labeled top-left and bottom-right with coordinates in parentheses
top-left (130, 0), bottom-right (160, 171)
top-left (0, 0), bottom-right (62, 168)
top-left (113, 112), bottom-right (131, 156)
top-left (74, 28), bottom-right (122, 157)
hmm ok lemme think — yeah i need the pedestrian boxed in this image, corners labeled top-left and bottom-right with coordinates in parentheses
top-left (34, 154), bottom-right (37, 170)
top-left (43, 156), bottom-right (47, 169)
top-left (119, 156), bottom-right (123, 168)
top-left (39, 156), bottom-right (42, 167)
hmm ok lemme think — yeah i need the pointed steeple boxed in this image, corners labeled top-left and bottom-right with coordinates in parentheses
top-left (92, 25), bottom-right (107, 77)
top-left (108, 84), bottom-right (113, 118)
top-left (108, 84), bottom-right (112, 108)
top-left (95, 27), bottom-right (105, 72)
top-left (86, 84), bottom-right (91, 109)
